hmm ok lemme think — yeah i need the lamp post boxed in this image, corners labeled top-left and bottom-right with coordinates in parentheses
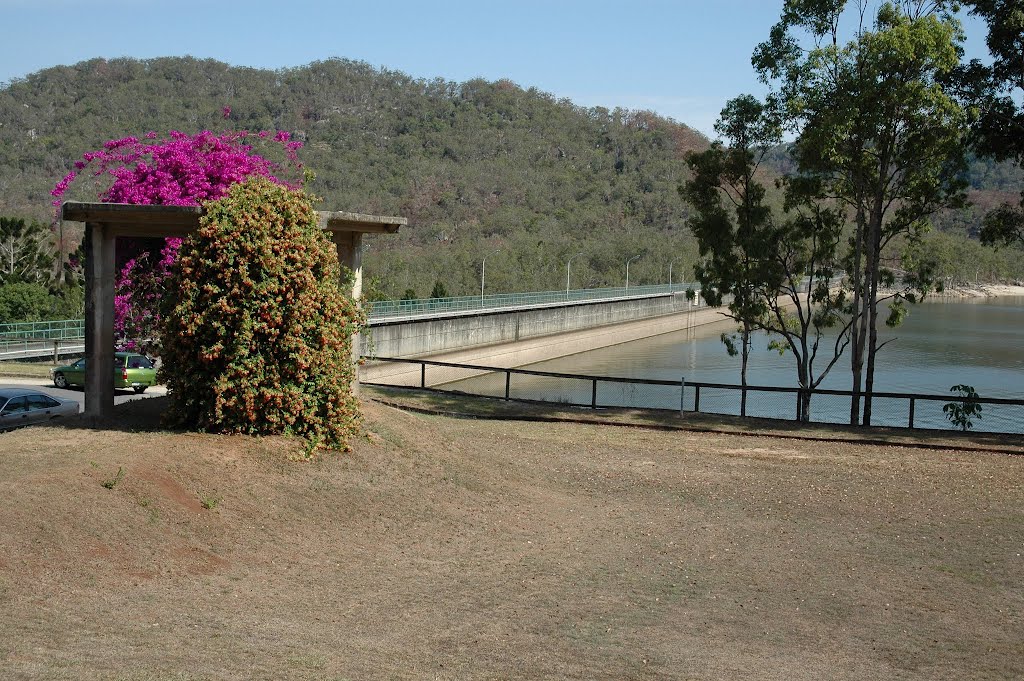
top-left (481, 249), bottom-right (500, 301)
top-left (625, 254), bottom-right (641, 292)
top-left (566, 251), bottom-right (583, 299)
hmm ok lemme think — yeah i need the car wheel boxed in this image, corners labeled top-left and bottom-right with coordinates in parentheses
top-left (54, 373), bottom-right (68, 389)
top-left (133, 386), bottom-right (147, 394)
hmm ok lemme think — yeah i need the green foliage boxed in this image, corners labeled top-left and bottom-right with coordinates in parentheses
top-left (0, 216), bottom-right (55, 286)
top-left (159, 177), bottom-right (363, 454)
top-left (943, 384), bottom-right (983, 431)
top-left (979, 202), bottom-right (1024, 249)
top-left (0, 281), bottom-right (58, 323)
top-left (754, 1), bottom-right (971, 425)
top-left (963, 0), bottom-right (1024, 247)
top-left (429, 280), bottom-right (449, 299)
top-left (683, 94), bottom-right (848, 416)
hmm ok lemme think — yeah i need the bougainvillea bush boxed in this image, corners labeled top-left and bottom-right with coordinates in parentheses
top-left (159, 177), bottom-right (363, 454)
top-left (52, 129), bottom-right (303, 350)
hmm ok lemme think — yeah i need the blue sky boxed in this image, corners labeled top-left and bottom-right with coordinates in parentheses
top-left (0, 0), bottom-right (992, 137)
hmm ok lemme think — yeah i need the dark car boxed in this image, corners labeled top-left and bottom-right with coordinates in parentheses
top-left (0, 388), bottom-right (79, 431)
top-left (51, 352), bottom-right (157, 393)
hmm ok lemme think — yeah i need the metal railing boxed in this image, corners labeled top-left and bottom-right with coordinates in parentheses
top-left (361, 357), bottom-right (1024, 435)
top-left (366, 284), bottom-right (695, 321)
top-left (0, 319), bottom-right (84, 341)
top-left (0, 319), bottom-right (86, 361)
top-left (0, 286), bottom-right (697, 342)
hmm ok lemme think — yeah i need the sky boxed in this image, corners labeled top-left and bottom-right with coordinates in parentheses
top-left (0, 0), bottom-right (993, 138)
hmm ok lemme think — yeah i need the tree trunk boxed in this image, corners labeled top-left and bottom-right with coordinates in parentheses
top-left (740, 321), bottom-right (750, 417)
top-left (862, 194), bottom-right (886, 426)
top-left (849, 206), bottom-right (866, 425)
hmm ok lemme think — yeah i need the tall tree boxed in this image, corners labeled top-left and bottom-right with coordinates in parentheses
top-left (753, 0), bottom-right (969, 425)
top-left (960, 0), bottom-right (1024, 247)
top-left (0, 216), bottom-right (55, 286)
top-left (684, 95), bottom-right (850, 419)
top-left (683, 97), bottom-right (776, 414)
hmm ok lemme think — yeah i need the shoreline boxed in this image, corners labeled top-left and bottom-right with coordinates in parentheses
top-left (932, 283), bottom-right (1024, 298)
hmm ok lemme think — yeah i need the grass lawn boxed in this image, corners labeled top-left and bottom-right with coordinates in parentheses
top-left (0, 396), bottom-right (1021, 679)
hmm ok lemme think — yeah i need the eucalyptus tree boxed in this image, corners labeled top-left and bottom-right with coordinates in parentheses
top-left (753, 0), bottom-right (969, 425)
top-left (960, 0), bottom-right (1024, 247)
top-left (683, 96), bottom-right (775, 415)
top-left (684, 96), bottom-right (850, 419)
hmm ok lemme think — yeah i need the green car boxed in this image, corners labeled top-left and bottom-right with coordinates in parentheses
top-left (51, 352), bottom-right (157, 394)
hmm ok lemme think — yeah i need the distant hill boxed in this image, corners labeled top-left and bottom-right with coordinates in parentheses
top-left (0, 57), bottom-right (708, 297)
top-left (1, 57), bottom-right (1020, 298)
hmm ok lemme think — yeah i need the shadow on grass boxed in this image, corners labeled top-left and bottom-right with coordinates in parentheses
top-left (57, 395), bottom-right (173, 433)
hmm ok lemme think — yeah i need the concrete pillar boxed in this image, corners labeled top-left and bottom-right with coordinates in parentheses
top-left (332, 231), bottom-right (363, 300)
top-left (84, 223), bottom-right (116, 420)
top-left (332, 231), bottom-right (364, 392)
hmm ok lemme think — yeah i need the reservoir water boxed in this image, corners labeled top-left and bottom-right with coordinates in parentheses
top-left (449, 296), bottom-right (1024, 433)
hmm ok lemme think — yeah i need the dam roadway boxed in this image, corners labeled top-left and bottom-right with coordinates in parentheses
top-left (359, 285), bottom-right (733, 386)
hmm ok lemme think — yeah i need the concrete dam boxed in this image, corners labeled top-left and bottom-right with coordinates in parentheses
top-left (359, 289), bottom-right (732, 386)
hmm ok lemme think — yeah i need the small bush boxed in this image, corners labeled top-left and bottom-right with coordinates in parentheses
top-left (159, 177), bottom-right (363, 453)
top-left (943, 384), bottom-right (983, 432)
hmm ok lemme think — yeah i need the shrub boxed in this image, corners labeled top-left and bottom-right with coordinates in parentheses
top-left (0, 282), bottom-right (59, 323)
top-left (943, 384), bottom-right (983, 432)
top-left (159, 177), bottom-right (363, 453)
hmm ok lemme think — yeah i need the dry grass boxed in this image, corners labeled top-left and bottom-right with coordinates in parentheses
top-left (0, 397), bottom-right (1021, 680)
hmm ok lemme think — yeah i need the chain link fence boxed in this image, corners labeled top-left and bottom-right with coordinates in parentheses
top-left (362, 357), bottom-right (1024, 435)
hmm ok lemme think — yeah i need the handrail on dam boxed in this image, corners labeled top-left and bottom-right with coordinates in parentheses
top-left (366, 283), bottom-right (695, 322)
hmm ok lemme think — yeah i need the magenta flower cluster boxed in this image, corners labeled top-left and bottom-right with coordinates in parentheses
top-left (52, 129), bottom-right (303, 209)
top-left (52, 128), bottom-right (305, 349)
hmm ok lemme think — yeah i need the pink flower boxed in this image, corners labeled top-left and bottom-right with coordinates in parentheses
top-left (53, 127), bottom-right (305, 347)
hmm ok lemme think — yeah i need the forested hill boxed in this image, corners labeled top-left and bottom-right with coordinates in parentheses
top-left (0, 57), bottom-right (708, 297)
top-left (2, 57), bottom-right (1020, 298)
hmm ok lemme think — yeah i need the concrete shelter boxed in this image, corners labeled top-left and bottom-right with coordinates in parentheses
top-left (60, 201), bottom-right (406, 421)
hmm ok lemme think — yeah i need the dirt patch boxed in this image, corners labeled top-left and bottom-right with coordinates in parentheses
top-left (0, 399), bottom-right (1022, 679)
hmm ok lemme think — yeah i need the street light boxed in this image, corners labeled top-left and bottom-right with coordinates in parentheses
top-left (566, 251), bottom-right (584, 299)
top-left (625, 254), bottom-right (641, 292)
top-left (481, 249), bottom-right (500, 301)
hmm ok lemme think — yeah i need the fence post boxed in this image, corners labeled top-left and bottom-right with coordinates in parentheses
top-left (53, 340), bottom-right (59, 364)
top-left (504, 370), bottom-right (511, 401)
top-left (908, 397), bottom-right (915, 429)
top-left (591, 379), bottom-right (598, 409)
top-left (680, 377), bottom-right (686, 415)
top-left (694, 385), bottom-right (701, 413)
top-left (420, 363), bottom-right (426, 388)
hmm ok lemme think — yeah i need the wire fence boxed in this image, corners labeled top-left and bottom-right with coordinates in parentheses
top-left (361, 357), bottom-right (1024, 435)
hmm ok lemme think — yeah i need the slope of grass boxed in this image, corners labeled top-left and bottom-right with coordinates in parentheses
top-left (0, 397), bottom-right (1021, 679)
